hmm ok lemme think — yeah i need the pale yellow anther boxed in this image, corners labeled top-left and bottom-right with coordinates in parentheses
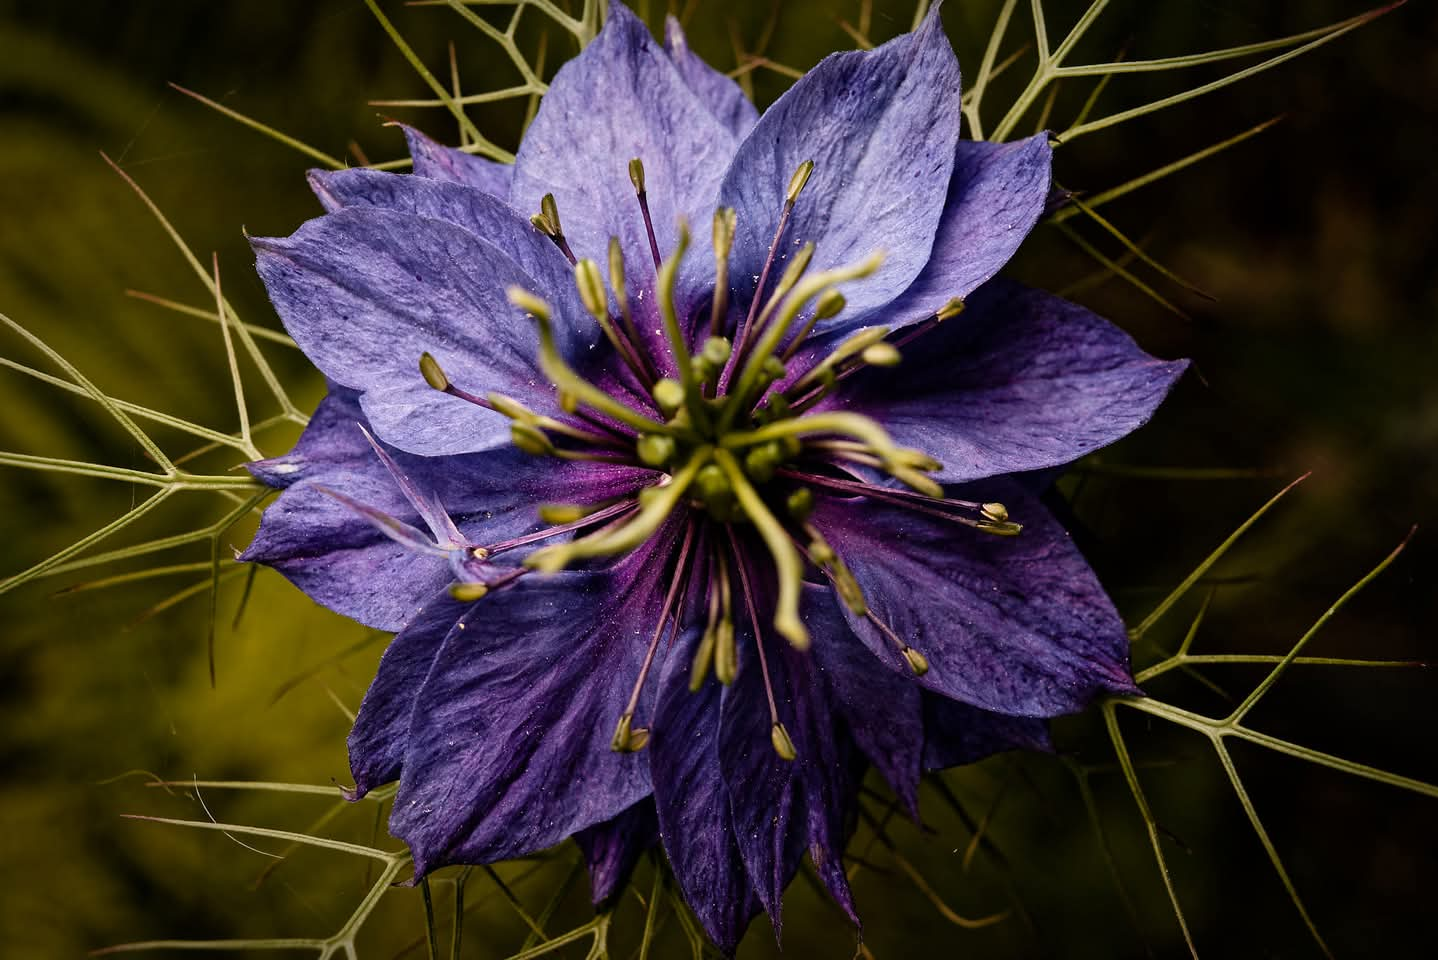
top-left (902, 646), bottom-right (930, 677)
top-left (419, 352), bottom-right (450, 392)
top-left (448, 582), bottom-right (489, 602)
top-left (771, 722), bottom-right (798, 761)
top-left (785, 159), bottom-right (815, 205)
top-left (937, 296), bottom-right (966, 321)
top-left (860, 342), bottom-right (902, 367)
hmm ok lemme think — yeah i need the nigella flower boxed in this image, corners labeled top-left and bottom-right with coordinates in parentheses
top-left (242, 2), bottom-right (1186, 950)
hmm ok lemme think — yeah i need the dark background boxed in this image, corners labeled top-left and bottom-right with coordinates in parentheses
top-left (0, 1), bottom-right (1433, 956)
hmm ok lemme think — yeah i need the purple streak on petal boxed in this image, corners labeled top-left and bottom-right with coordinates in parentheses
top-left (811, 481), bottom-right (1139, 718)
top-left (401, 123), bottom-right (513, 197)
top-left (663, 16), bottom-right (758, 137)
top-left (241, 390), bottom-right (652, 630)
top-left (717, 582), bottom-right (862, 932)
top-left (874, 133), bottom-right (1053, 330)
top-left (650, 637), bottom-right (761, 952)
top-left (831, 280), bottom-right (1189, 483)
top-left (348, 591), bottom-right (476, 797)
top-left (252, 206), bottom-right (593, 457)
top-left (511, 2), bottom-right (738, 341)
top-left (805, 586), bottom-right (924, 816)
top-left (719, 6), bottom-right (962, 329)
top-left (390, 524), bottom-right (682, 874)
top-left (920, 694), bottom-right (1052, 772)
top-left (574, 798), bottom-right (658, 904)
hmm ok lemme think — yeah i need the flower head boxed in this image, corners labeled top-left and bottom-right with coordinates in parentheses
top-left (242, 2), bottom-right (1186, 949)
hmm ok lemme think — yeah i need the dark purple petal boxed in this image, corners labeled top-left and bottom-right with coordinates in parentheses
top-left (719, 6), bottom-right (962, 329)
top-left (805, 586), bottom-right (924, 816)
top-left (832, 280), bottom-right (1189, 483)
top-left (717, 581), bottom-right (862, 930)
top-left (650, 633), bottom-right (762, 953)
top-left (574, 798), bottom-right (658, 903)
top-left (875, 133), bottom-right (1053, 330)
top-left (510, 2), bottom-right (738, 326)
top-left (920, 694), bottom-right (1052, 772)
top-left (390, 527), bottom-right (680, 873)
top-left (242, 390), bottom-right (652, 630)
top-left (810, 482), bottom-right (1139, 718)
top-left (252, 206), bottom-right (594, 457)
top-left (663, 16), bottom-right (758, 137)
top-left (403, 124), bottom-right (513, 197)
top-left (348, 591), bottom-right (474, 797)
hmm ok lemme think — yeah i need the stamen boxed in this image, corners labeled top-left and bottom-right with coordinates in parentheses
top-left (731, 533), bottom-right (796, 761)
top-left (720, 251), bottom-right (886, 431)
top-left (530, 192), bottom-right (576, 264)
top-left (507, 288), bottom-right (673, 436)
top-left (863, 608), bottom-right (930, 677)
top-left (778, 468), bottom-right (1022, 536)
top-left (732, 159), bottom-right (814, 355)
top-left (419, 352), bottom-right (494, 411)
top-left (690, 542), bottom-right (724, 691)
top-left (892, 295), bottom-right (965, 350)
top-left (526, 448), bottom-right (711, 572)
top-left (481, 499), bottom-right (639, 557)
top-left (714, 448), bottom-right (808, 649)
top-left (628, 158), bottom-right (662, 270)
top-left (612, 521), bottom-right (696, 753)
top-left (608, 237), bottom-right (659, 386)
top-left (573, 259), bottom-right (651, 386)
top-left (485, 392), bottom-right (626, 451)
top-left (710, 207), bottom-right (737, 338)
top-left (656, 221), bottom-right (697, 390)
top-left (735, 242), bottom-right (815, 363)
top-left (722, 411), bottom-right (939, 497)
top-left (778, 289), bottom-right (847, 363)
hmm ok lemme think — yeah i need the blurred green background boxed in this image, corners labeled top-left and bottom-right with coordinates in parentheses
top-left (0, 0), bottom-right (1433, 956)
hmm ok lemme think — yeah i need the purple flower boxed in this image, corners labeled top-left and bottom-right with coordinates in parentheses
top-left (242, 3), bottom-right (1185, 950)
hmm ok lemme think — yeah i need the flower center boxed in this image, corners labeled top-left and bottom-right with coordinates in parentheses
top-left (407, 157), bottom-right (1022, 760)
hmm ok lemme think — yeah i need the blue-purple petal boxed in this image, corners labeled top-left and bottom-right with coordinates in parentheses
top-left (717, 580), bottom-right (861, 930)
top-left (242, 389), bottom-right (652, 630)
top-left (831, 280), bottom-right (1189, 483)
top-left (252, 206), bottom-right (594, 457)
top-left (874, 133), bottom-right (1053, 330)
top-left (811, 482), bottom-right (1140, 718)
top-left (663, 16), bottom-right (758, 137)
top-left (403, 123), bottom-right (513, 196)
top-left (805, 586), bottom-right (924, 815)
top-left (718, 6), bottom-right (962, 329)
top-left (348, 591), bottom-right (476, 797)
top-left (574, 798), bottom-right (658, 903)
top-left (650, 632), bottom-right (762, 953)
top-left (920, 694), bottom-right (1052, 771)
top-left (390, 528), bottom-right (679, 874)
top-left (510, 2), bottom-right (737, 329)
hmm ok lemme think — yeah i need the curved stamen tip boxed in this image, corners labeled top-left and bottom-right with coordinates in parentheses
top-left (611, 713), bottom-right (649, 753)
top-left (540, 193), bottom-right (562, 236)
top-left (786, 159), bottom-right (815, 205)
top-left (902, 646), bottom-right (930, 677)
top-left (980, 502), bottom-right (1009, 523)
top-left (419, 352), bottom-right (450, 392)
top-left (449, 581), bottom-right (489, 602)
top-left (860, 342), bottom-right (902, 367)
top-left (714, 619), bottom-right (737, 685)
top-left (775, 612), bottom-right (811, 651)
top-left (770, 722), bottom-right (798, 761)
top-left (628, 157), bottom-right (646, 194)
top-left (937, 296), bottom-right (966, 321)
top-left (507, 286), bottom-right (551, 320)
